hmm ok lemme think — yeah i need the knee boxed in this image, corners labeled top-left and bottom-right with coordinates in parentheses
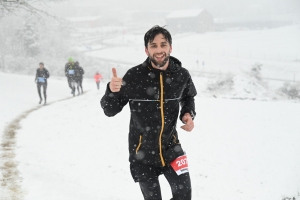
top-left (139, 181), bottom-right (161, 200)
top-left (172, 188), bottom-right (191, 200)
top-left (170, 181), bottom-right (191, 200)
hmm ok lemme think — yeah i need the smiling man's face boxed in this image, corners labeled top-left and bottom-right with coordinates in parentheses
top-left (145, 33), bottom-right (172, 69)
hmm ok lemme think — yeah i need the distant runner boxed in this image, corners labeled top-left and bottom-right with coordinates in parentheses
top-left (75, 61), bottom-right (84, 95)
top-left (65, 57), bottom-right (76, 96)
top-left (94, 71), bottom-right (103, 90)
top-left (35, 62), bottom-right (50, 105)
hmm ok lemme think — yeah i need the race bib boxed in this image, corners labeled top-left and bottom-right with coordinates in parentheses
top-left (37, 77), bottom-right (45, 83)
top-left (68, 69), bottom-right (74, 74)
top-left (170, 154), bottom-right (189, 176)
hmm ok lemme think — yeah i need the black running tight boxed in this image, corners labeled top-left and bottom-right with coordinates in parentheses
top-left (139, 165), bottom-right (191, 200)
top-left (37, 83), bottom-right (47, 100)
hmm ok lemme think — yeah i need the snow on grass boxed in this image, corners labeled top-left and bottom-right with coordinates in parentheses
top-left (86, 25), bottom-right (300, 81)
top-left (1, 72), bottom-right (299, 200)
top-left (1, 25), bottom-right (300, 199)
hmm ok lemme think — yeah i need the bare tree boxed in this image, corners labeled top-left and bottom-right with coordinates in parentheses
top-left (0, 0), bottom-right (64, 19)
top-left (0, 0), bottom-right (70, 73)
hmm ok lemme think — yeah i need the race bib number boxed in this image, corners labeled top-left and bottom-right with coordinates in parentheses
top-left (68, 69), bottom-right (74, 74)
top-left (170, 154), bottom-right (189, 176)
top-left (37, 77), bottom-right (45, 83)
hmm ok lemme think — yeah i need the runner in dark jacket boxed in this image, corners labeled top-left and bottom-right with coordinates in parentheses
top-left (74, 61), bottom-right (84, 95)
top-left (101, 26), bottom-right (197, 200)
top-left (65, 58), bottom-right (77, 96)
top-left (35, 62), bottom-right (50, 105)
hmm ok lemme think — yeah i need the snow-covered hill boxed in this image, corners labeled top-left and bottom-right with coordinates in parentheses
top-left (1, 72), bottom-right (300, 200)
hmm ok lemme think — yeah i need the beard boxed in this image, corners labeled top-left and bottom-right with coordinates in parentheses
top-left (149, 52), bottom-right (171, 68)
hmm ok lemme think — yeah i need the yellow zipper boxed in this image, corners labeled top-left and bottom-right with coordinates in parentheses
top-left (172, 135), bottom-right (181, 144)
top-left (173, 135), bottom-right (177, 143)
top-left (136, 135), bottom-right (142, 154)
top-left (159, 73), bottom-right (165, 166)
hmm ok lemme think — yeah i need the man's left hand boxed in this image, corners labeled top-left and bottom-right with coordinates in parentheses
top-left (180, 113), bottom-right (194, 132)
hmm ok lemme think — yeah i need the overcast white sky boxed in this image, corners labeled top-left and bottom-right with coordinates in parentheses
top-left (61, 0), bottom-right (300, 22)
top-left (72, 0), bottom-right (300, 14)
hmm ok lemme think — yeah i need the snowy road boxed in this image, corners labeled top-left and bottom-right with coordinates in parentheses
top-left (1, 72), bottom-right (300, 200)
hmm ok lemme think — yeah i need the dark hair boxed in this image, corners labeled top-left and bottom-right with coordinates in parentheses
top-left (144, 25), bottom-right (172, 48)
top-left (39, 62), bottom-right (44, 65)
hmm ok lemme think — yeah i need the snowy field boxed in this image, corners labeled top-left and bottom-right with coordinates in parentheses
top-left (1, 25), bottom-right (300, 200)
top-left (1, 70), bottom-right (300, 200)
top-left (87, 25), bottom-right (300, 81)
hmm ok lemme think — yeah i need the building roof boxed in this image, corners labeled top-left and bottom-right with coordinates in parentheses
top-left (166, 9), bottom-right (204, 19)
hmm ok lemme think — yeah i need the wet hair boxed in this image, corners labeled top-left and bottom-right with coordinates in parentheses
top-left (39, 62), bottom-right (44, 66)
top-left (144, 25), bottom-right (172, 48)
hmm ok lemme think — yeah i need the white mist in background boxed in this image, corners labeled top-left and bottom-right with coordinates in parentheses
top-left (1, 0), bottom-right (300, 200)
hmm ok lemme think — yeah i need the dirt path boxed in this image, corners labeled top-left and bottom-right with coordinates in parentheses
top-left (0, 93), bottom-right (87, 200)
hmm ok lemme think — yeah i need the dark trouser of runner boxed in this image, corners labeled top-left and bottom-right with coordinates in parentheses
top-left (96, 81), bottom-right (100, 90)
top-left (37, 83), bottom-right (47, 104)
top-left (67, 78), bottom-right (73, 91)
top-left (77, 78), bottom-right (83, 94)
top-left (135, 164), bottom-right (192, 200)
top-left (70, 79), bottom-right (77, 96)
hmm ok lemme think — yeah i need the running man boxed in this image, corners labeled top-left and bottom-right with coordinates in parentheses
top-left (94, 71), bottom-right (103, 90)
top-left (101, 26), bottom-right (197, 200)
top-left (35, 62), bottom-right (50, 105)
top-left (75, 61), bottom-right (84, 95)
top-left (65, 57), bottom-right (76, 96)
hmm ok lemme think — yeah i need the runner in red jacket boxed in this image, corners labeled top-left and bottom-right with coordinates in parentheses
top-left (94, 72), bottom-right (103, 90)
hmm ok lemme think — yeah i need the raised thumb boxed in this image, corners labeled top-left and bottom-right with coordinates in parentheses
top-left (112, 68), bottom-right (118, 78)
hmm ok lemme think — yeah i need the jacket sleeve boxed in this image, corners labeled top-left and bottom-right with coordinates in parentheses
top-left (81, 67), bottom-right (84, 75)
top-left (100, 71), bottom-right (131, 117)
top-left (35, 69), bottom-right (38, 81)
top-left (65, 64), bottom-right (68, 76)
top-left (179, 74), bottom-right (197, 121)
top-left (45, 69), bottom-right (50, 78)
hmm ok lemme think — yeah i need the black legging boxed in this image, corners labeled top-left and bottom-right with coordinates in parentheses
top-left (37, 83), bottom-right (47, 100)
top-left (67, 78), bottom-right (77, 94)
top-left (96, 81), bottom-right (100, 90)
top-left (139, 165), bottom-right (191, 200)
top-left (77, 78), bottom-right (83, 93)
top-left (67, 78), bottom-right (73, 90)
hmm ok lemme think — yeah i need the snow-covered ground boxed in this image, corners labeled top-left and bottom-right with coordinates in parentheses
top-left (86, 25), bottom-right (300, 81)
top-left (1, 71), bottom-right (300, 200)
top-left (1, 25), bottom-right (300, 200)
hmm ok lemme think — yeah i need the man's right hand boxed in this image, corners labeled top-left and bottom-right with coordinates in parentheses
top-left (109, 68), bottom-right (122, 92)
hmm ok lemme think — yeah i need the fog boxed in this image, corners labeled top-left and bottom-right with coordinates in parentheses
top-left (1, 1), bottom-right (300, 199)
top-left (66, 0), bottom-right (300, 22)
top-left (0, 0), bottom-right (300, 93)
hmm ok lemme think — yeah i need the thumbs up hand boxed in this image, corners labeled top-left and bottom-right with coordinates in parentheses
top-left (109, 68), bottom-right (123, 92)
